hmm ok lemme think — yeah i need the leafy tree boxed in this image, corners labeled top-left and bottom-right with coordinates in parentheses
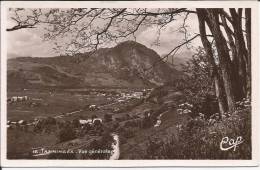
top-left (180, 47), bottom-right (219, 117)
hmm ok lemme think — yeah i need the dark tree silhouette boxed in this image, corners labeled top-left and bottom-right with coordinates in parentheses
top-left (197, 8), bottom-right (251, 113)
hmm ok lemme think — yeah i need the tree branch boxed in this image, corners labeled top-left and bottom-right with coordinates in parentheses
top-left (144, 34), bottom-right (200, 73)
top-left (6, 24), bottom-right (36, 31)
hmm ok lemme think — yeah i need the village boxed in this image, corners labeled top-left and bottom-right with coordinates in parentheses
top-left (7, 87), bottom-right (180, 159)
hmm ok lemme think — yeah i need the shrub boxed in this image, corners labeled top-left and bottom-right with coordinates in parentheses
top-left (104, 113), bottom-right (113, 122)
top-left (142, 114), bottom-right (154, 129)
top-left (45, 116), bottom-right (56, 125)
top-left (58, 125), bottom-right (76, 143)
top-left (145, 104), bottom-right (251, 159)
top-left (87, 132), bottom-right (115, 159)
top-left (72, 118), bottom-right (80, 128)
top-left (121, 127), bottom-right (136, 139)
top-left (124, 120), bottom-right (137, 128)
top-left (105, 121), bottom-right (120, 132)
top-left (33, 117), bottom-right (57, 133)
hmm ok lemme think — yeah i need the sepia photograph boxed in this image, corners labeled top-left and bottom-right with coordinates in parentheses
top-left (0, 1), bottom-right (259, 167)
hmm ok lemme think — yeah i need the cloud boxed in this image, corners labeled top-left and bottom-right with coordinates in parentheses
top-left (136, 13), bottom-right (201, 56)
top-left (7, 28), bottom-right (58, 58)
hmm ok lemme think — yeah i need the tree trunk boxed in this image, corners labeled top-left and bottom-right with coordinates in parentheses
top-left (230, 8), bottom-right (249, 99)
top-left (204, 9), bottom-right (235, 112)
top-left (220, 12), bottom-right (244, 101)
top-left (197, 9), bottom-right (228, 114)
top-left (214, 73), bottom-right (228, 114)
top-left (245, 8), bottom-right (251, 97)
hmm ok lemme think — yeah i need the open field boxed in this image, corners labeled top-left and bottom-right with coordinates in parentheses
top-left (7, 87), bottom-right (135, 121)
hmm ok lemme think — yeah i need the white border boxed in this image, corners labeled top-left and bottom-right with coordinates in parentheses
top-left (1, 1), bottom-right (259, 167)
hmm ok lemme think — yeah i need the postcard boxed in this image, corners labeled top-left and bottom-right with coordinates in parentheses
top-left (0, 0), bottom-right (259, 167)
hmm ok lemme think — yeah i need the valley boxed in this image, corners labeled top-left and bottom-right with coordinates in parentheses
top-left (7, 86), bottom-right (185, 159)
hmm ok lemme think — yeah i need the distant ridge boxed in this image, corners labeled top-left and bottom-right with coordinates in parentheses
top-left (8, 41), bottom-right (182, 89)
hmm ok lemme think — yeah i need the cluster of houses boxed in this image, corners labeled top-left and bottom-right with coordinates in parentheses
top-left (78, 118), bottom-right (103, 127)
top-left (88, 104), bottom-right (99, 111)
top-left (119, 91), bottom-right (144, 100)
top-left (8, 113), bottom-right (104, 132)
top-left (113, 91), bottom-right (146, 104)
top-left (7, 120), bottom-right (28, 130)
top-left (7, 96), bottom-right (30, 103)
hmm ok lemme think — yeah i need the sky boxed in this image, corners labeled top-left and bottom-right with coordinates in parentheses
top-left (7, 9), bottom-right (201, 58)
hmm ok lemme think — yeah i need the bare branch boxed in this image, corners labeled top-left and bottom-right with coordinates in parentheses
top-left (144, 34), bottom-right (200, 73)
top-left (6, 24), bottom-right (36, 31)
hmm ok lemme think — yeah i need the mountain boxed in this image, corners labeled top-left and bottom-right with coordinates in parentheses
top-left (7, 41), bottom-right (182, 89)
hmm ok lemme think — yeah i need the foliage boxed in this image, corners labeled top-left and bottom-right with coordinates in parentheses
top-left (72, 118), bottom-right (80, 128)
top-left (104, 113), bottom-right (113, 122)
top-left (87, 132), bottom-right (115, 159)
top-left (146, 51), bottom-right (251, 158)
top-left (120, 126), bottom-right (136, 139)
top-left (145, 98), bottom-right (251, 159)
top-left (123, 129), bottom-right (135, 139)
top-left (173, 48), bottom-right (219, 118)
top-left (33, 116), bottom-right (57, 133)
top-left (57, 124), bottom-right (76, 143)
top-left (105, 121), bottom-right (120, 132)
